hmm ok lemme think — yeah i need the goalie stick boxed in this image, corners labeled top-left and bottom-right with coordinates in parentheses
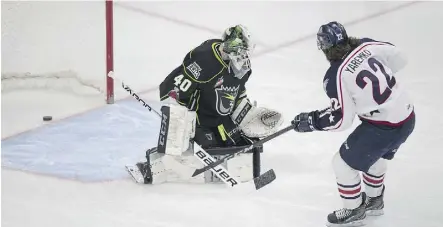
top-left (192, 124), bottom-right (295, 177)
top-left (108, 71), bottom-right (161, 117)
top-left (111, 71), bottom-right (276, 190)
top-left (193, 142), bottom-right (276, 190)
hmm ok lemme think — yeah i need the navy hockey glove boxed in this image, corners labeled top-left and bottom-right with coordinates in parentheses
top-left (292, 112), bottom-right (319, 132)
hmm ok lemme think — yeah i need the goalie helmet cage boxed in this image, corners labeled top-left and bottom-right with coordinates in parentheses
top-left (1, 0), bottom-right (115, 104)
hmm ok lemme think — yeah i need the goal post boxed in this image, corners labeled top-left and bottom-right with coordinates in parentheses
top-left (106, 0), bottom-right (114, 104)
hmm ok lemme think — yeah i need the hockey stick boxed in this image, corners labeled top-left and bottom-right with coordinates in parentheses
top-left (193, 142), bottom-right (276, 190)
top-left (107, 71), bottom-right (161, 117)
top-left (192, 124), bottom-right (295, 177)
top-left (111, 71), bottom-right (275, 190)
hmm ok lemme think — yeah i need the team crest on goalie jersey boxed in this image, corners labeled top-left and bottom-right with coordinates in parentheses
top-left (215, 85), bottom-right (240, 116)
top-left (186, 61), bottom-right (202, 79)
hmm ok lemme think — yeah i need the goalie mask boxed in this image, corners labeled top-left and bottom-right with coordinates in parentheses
top-left (221, 25), bottom-right (256, 78)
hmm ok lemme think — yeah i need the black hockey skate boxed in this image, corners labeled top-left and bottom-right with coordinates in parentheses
top-left (326, 193), bottom-right (367, 227)
top-left (364, 186), bottom-right (385, 216)
top-left (136, 162), bottom-right (152, 184)
top-left (125, 147), bottom-right (156, 184)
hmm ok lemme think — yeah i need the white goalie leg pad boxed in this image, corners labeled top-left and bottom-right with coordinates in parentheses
top-left (150, 153), bottom-right (168, 185)
top-left (203, 153), bottom-right (254, 184)
top-left (150, 148), bottom-right (253, 185)
top-left (231, 98), bottom-right (284, 138)
top-left (150, 152), bottom-right (205, 185)
top-left (227, 153), bottom-right (254, 182)
top-left (158, 103), bottom-right (196, 156)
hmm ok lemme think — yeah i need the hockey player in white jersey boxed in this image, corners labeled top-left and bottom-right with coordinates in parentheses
top-left (291, 21), bottom-right (415, 226)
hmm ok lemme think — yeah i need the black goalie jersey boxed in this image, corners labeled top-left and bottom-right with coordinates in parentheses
top-left (159, 39), bottom-right (250, 127)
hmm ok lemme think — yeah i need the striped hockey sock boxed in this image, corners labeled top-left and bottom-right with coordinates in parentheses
top-left (363, 172), bottom-right (385, 197)
top-left (337, 181), bottom-right (362, 209)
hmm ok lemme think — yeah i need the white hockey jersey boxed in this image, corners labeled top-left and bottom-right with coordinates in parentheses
top-left (314, 38), bottom-right (414, 131)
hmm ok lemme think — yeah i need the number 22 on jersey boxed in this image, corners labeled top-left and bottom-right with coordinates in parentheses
top-left (355, 57), bottom-right (396, 105)
top-left (174, 74), bottom-right (192, 92)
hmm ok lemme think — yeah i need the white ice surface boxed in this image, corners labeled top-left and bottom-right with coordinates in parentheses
top-left (2, 2), bottom-right (443, 227)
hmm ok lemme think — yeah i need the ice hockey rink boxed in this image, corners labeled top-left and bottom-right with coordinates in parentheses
top-left (2, 1), bottom-right (443, 227)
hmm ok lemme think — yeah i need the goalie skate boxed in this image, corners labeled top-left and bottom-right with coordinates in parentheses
top-left (125, 162), bottom-right (152, 184)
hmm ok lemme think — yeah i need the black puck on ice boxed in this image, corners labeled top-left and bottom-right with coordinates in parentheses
top-left (43, 116), bottom-right (53, 121)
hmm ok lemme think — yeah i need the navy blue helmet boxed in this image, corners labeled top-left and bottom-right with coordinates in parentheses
top-left (317, 21), bottom-right (348, 50)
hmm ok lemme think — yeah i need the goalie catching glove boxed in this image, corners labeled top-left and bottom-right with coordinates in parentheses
top-left (230, 98), bottom-right (284, 138)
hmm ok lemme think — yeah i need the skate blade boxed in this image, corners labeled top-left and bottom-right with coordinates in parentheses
top-left (366, 209), bottom-right (384, 216)
top-left (125, 165), bottom-right (145, 184)
top-left (326, 219), bottom-right (365, 227)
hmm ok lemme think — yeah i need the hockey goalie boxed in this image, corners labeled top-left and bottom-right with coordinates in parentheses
top-left (127, 25), bottom-right (283, 185)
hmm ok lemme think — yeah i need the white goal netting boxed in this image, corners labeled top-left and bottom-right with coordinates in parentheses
top-left (2, 1), bottom-right (179, 103)
top-left (1, 1), bottom-right (110, 100)
top-left (1, 71), bottom-right (105, 96)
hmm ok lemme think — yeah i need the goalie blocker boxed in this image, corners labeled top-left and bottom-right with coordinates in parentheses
top-left (130, 99), bottom-right (282, 185)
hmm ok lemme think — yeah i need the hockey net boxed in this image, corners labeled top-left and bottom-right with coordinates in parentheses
top-left (1, 71), bottom-right (105, 96)
top-left (1, 1), bottom-right (114, 103)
